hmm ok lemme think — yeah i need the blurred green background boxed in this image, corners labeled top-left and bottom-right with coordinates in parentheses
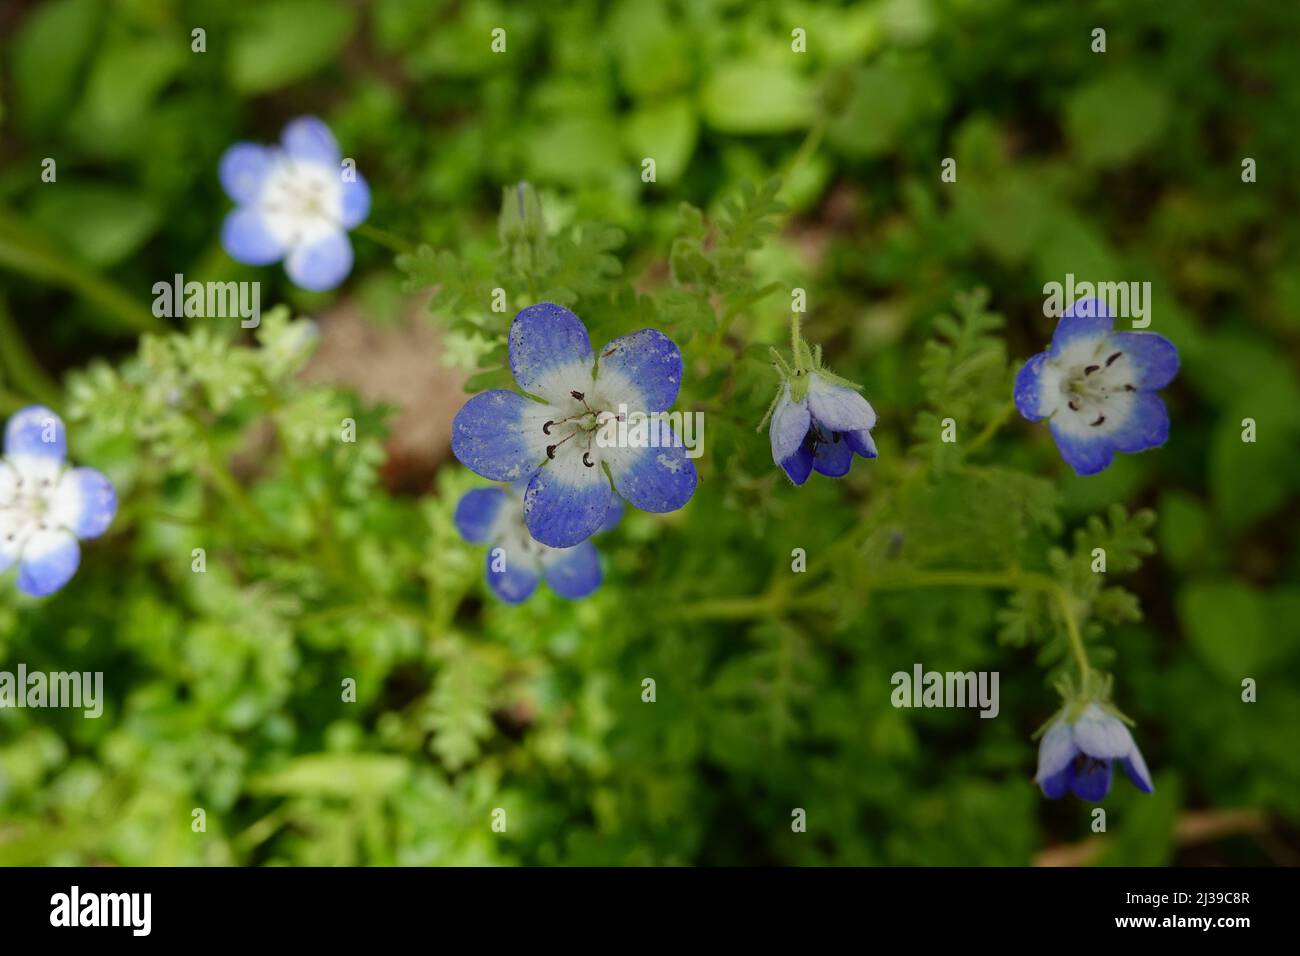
top-left (1, 0), bottom-right (1297, 865)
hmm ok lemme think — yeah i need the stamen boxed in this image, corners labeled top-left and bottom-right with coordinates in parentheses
top-left (543, 420), bottom-right (554, 435)
top-left (1068, 400), bottom-right (1080, 412)
top-left (1123, 384), bottom-right (1136, 392)
top-left (582, 452), bottom-right (594, 468)
top-left (1090, 414), bottom-right (1106, 426)
top-left (545, 432), bottom-right (577, 459)
top-left (1106, 352), bottom-right (1122, 367)
top-left (1084, 365), bottom-right (1100, 376)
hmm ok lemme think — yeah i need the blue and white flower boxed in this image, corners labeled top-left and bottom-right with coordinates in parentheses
top-left (219, 116), bottom-right (370, 292)
top-left (451, 303), bottom-right (697, 549)
top-left (761, 326), bottom-right (877, 486)
top-left (1035, 703), bottom-right (1154, 802)
top-left (1014, 299), bottom-right (1179, 476)
top-left (455, 484), bottom-right (620, 603)
top-left (0, 406), bottom-right (117, 598)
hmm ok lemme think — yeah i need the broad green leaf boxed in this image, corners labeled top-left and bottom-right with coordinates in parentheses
top-left (12, 0), bottom-right (101, 132)
top-left (623, 98), bottom-right (697, 183)
top-left (229, 0), bottom-right (356, 94)
top-left (249, 754), bottom-right (410, 797)
top-left (1177, 580), bottom-right (1263, 679)
top-left (28, 185), bottom-right (161, 267)
top-left (701, 61), bottom-right (815, 134)
top-left (1065, 71), bottom-right (1169, 167)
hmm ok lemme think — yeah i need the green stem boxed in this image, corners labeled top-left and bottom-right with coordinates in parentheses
top-left (0, 295), bottom-right (62, 407)
top-left (0, 387), bottom-right (27, 416)
top-left (354, 223), bottom-right (415, 256)
top-left (963, 399), bottom-right (1017, 459)
top-left (782, 116), bottom-right (827, 196)
top-left (203, 442), bottom-right (269, 533)
top-left (676, 565), bottom-right (1092, 684)
top-left (0, 208), bottom-right (166, 335)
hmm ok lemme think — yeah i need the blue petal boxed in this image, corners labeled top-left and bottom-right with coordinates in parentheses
top-left (1072, 704), bottom-right (1136, 761)
top-left (454, 488), bottom-right (508, 543)
top-left (1109, 332), bottom-right (1179, 391)
top-left (807, 374), bottom-right (876, 433)
top-left (1067, 758), bottom-right (1114, 802)
top-left (219, 143), bottom-right (275, 205)
top-left (769, 387), bottom-right (810, 466)
top-left (281, 115), bottom-right (340, 167)
top-left (1035, 720), bottom-right (1078, 787)
top-left (508, 303), bottom-right (594, 405)
top-left (781, 443), bottom-right (814, 485)
top-left (599, 497), bottom-right (624, 534)
top-left (1049, 419), bottom-right (1115, 476)
top-left (221, 208), bottom-right (286, 266)
top-left (50, 467), bottom-right (116, 539)
top-left (523, 455), bottom-right (616, 548)
top-left (541, 540), bottom-right (602, 599)
top-left (485, 548), bottom-right (539, 603)
top-left (603, 420), bottom-right (698, 514)
top-left (1051, 298), bottom-right (1114, 352)
top-left (1122, 748), bottom-right (1155, 794)
top-left (1014, 352), bottom-right (1049, 422)
top-left (1039, 767), bottom-right (1071, 799)
top-left (285, 230), bottom-right (353, 291)
top-left (595, 329), bottom-right (682, 413)
top-left (812, 431), bottom-right (853, 477)
top-left (451, 390), bottom-right (549, 483)
top-left (844, 428), bottom-right (877, 459)
top-left (4, 405), bottom-right (66, 464)
top-left (17, 529), bottom-right (80, 597)
top-left (1108, 393), bottom-right (1170, 455)
top-left (340, 172), bottom-right (371, 229)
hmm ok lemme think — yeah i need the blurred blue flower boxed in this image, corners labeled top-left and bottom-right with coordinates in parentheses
top-left (452, 303), bottom-right (697, 548)
top-left (1, 406), bottom-right (117, 598)
top-left (218, 116), bottom-right (370, 292)
top-left (1035, 703), bottom-right (1154, 801)
top-left (1014, 299), bottom-right (1179, 476)
top-left (455, 484), bottom-right (621, 603)
top-left (768, 373), bottom-right (878, 485)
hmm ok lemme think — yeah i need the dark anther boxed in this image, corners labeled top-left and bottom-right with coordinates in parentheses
top-left (543, 420), bottom-right (554, 435)
top-left (1106, 351), bottom-right (1122, 367)
top-left (602, 347), bottom-right (618, 358)
top-left (1090, 414), bottom-right (1106, 426)
top-left (1084, 364), bottom-right (1100, 375)
top-left (570, 390), bottom-right (585, 401)
top-left (546, 444), bottom-right (558, 459)
top-left (1124, 384), bottom-right (1136, 391)
top-left (1068, 400), bottom-right (1081, 412)
top-left (582, 452), bottom-right (594, 468)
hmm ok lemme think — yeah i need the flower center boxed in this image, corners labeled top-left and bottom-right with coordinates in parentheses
top-left (540, 390), bottom-right (615, 469)
top-left (0, 470), bottom-right (57, 547)
top-left (257, 156), bottom-right (344, 248)
top-left (1058, 349), bottom-right (1135, 427)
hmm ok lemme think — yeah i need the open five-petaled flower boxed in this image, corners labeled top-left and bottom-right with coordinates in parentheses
top-left (219, 116), bottom-right (370, 292)
top-left (1014, 299), bottom-right (1179, 476)
top-left (0, 406), bottom-right (117, 598)
top-left (1035, 703), bottom-right (1154, 801)
top-left (452, 303), bottom-right (697, 548)
top-left (455, 483), bottom-right (620, 603)
top-left (768, 371), bottom-right (878, 485)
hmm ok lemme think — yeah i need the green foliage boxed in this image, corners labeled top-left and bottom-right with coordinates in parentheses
top-left (2, 0), bottom-right (1298, 868)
